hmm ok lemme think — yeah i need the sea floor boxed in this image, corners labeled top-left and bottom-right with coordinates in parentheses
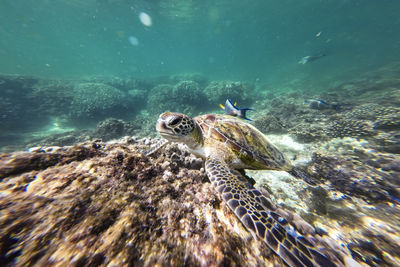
top-left (0, 62), bottom-right (399, 266)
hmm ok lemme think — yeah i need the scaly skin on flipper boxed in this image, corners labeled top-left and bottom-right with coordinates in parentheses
top-left (205, 159), bottom-right (339, 267)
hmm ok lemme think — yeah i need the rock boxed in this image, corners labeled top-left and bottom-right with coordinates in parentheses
top-left (0, 140), bottom-right (260, 266)
top-left (0, 144), bottom-right (101, 179)
top-left (0, 138), bottom-right (354, 266)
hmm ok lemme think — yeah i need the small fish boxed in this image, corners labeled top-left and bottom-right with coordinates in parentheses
top-left (303, 99), bottom-right (340, 110)
top-left (298, 53), bottom-right (326, 64)
top-left (219, 99), bottom-right (253, 121)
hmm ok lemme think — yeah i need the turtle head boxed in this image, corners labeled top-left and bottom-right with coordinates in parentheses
top-left (156, 112), bottom-right (203, 148)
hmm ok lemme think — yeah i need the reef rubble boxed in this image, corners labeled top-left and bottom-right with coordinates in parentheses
top-left (1, 136), bottom-right (399, 266)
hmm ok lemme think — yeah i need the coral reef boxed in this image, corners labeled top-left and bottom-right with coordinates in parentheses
top-left (374, 107), bottom-right (400, 130)
top-left (254, 114), bottom-right (288, 134)
top-left (23, 118), bottom-right (141, 149)
top-left (0, 76), bottom-right (146, 152)
top-left (86, 76), bottom-right (154, 93)
top-left (68, 82), bottom-right (130, 122)
top-left (172, 81), bottom-right (207, 106)
top-left (1, 62), bottom-right (400, 267)
top-left (328, 119), bottom-right (374, 138)
top-left (204, 81), bottom-right (254, 105)
top-left (29, 81), bottom-right (75, 117)
top-left (372, 131), bottom-right (400, 154)
top-left (308, 137), bottom-right (400, 203)
top-left (0, 75), bottom-right (148, 138)
top-left (170, 73), bottom-right (209, 87)
top-left (250, 136), bottom-right (400, 266)
top-left (253, 93), bottom-right (399, 146)
top-left (147, 81), bottom-right (207, 115)
top-left (0, 75), bottom-right (42, 131)
top-left (0, 74), bottom-right (259, 152)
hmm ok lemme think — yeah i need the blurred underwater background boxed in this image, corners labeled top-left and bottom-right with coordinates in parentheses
top-left (1, 0), bottom-right (400, 149)
top-left (0, 0), bottom-right (400, 266)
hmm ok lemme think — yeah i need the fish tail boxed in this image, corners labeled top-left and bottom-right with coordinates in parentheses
top-left (238, 108), bottom-right (253, 121)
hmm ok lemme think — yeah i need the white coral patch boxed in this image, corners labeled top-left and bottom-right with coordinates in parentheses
top-left (266, 134), bottom-right (305, 151)
top-left (246, 169), bottom-right (309, 212)
top-left (265, 134), bottom-right (312, 165)
top-left (321, 137), bottom-right (370, 154)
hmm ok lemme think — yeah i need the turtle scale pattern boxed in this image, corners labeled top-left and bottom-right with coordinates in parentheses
top-left (195, 114), bottom-right (292, 171)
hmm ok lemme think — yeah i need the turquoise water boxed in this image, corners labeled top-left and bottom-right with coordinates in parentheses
top-left (1, 2), bottom-right (400, 266)
top-left (1, 0), bottom-right (400, 150)
top-left (1, 0), bottom-right (399, 83)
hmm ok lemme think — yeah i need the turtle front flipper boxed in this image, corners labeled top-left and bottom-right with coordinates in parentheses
top-left (205, 159), bottom-right (340, 267)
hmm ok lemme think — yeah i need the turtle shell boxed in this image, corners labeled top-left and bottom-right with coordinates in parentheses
top-left (194, 114), bottom-right (292, 171)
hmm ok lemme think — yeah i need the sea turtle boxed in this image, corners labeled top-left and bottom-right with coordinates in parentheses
top-left (148, 112), bottom-right (341, 267)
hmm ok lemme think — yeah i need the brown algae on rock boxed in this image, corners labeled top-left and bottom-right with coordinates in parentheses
top-left (0, 138), bottom-right (287, 266)
top-left (1, 135), bottom-right (399, 266)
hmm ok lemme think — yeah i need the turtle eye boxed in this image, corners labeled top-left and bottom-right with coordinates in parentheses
top-left (169, 117), bottom-right (182, 126)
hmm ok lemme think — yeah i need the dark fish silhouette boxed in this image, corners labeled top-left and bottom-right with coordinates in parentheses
top-left (304, 99), bottom-right (340, 110)
top-left (298, 53), bottom-right (326, 64)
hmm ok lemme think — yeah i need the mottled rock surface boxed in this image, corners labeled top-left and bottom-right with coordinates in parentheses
top-left (0, 137), bottom-right (367, 267)
top-left (0, 138), bottom-right (295, 266)
top-left (1, 134), bottom-right (400, 266)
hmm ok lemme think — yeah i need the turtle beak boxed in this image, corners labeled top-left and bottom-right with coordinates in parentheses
top-left (156, 117), bottom-right (176, 139)
top-left (156, 118), bottom-right (168, 133)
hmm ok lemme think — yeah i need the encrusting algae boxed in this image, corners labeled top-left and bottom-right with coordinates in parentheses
top-left (0, 137), bottom-right (364, 267)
